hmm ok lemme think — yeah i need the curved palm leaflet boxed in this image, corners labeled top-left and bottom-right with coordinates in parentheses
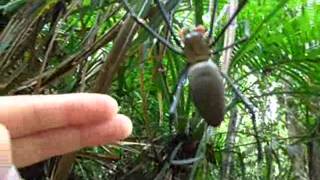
top-left (122, 0), bottom-right (255, 128)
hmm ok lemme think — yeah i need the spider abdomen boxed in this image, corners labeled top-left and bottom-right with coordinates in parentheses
top-left (188, 60), bottom-right (224, 127)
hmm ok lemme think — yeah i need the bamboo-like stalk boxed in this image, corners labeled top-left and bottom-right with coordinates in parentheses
top-left (221, 0), bottom-right (238, 74)
top-left (93, 17), bottom-right (139, 93)
top-left (220, 0), bottom-right (239, 179)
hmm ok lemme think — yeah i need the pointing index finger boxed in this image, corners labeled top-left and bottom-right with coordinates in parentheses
top-left (0, 93), bottom-right (119, 138)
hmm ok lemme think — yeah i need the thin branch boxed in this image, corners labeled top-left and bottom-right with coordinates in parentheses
top-left (35, 4), bottom-right (69, 93)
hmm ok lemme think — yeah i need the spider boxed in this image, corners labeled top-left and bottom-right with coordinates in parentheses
top-left (122, 0), bottom-right (253, 128)
top-left (121, 0), bottom-right (265, 174)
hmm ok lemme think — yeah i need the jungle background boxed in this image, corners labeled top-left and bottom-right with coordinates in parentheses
top-left (0, 0), bottom-right (319, 179)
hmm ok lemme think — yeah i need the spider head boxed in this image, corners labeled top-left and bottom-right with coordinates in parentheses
top-left (179, 25), bottom-right (211, 64)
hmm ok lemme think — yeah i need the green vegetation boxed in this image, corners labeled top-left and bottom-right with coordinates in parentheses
top-left (1, 0), bottom-right (319, 179)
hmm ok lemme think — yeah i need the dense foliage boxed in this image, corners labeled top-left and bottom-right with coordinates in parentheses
top-left (0, 0), bottom-right (319, 179)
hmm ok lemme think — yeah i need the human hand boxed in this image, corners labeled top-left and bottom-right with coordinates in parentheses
top-left (0, 93), bottom-right (132, 168)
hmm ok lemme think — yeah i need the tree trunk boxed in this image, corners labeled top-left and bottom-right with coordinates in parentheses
top-left (308, 125), bottom-right (320, 180)
top-left (285, 96), bottom-right (308, 179)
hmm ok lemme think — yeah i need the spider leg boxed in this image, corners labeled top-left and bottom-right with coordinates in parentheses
top-left (210, 0), bottom-right (248, 47)
top-left (212, 37), bottom-right (247, 54)
top-left (219, 71), bottom-right (263, 161)
top-left (169, 141), bottom-right (203, 166)
top-left (122, 0), bottom-right (184, 55)
top-left (208, 0), bottom-right (219, 39)
top-left (219, 71), bottom-right (255, 122)
top-left (212, 20), bottom-right (251, 54)
top-left (169, 65), bottom-right (190, 127)
top-left (154, 0), bottom-right (183, 49)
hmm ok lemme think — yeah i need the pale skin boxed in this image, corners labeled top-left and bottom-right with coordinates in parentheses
top-left (0, 93), bottom-right (132, 168)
